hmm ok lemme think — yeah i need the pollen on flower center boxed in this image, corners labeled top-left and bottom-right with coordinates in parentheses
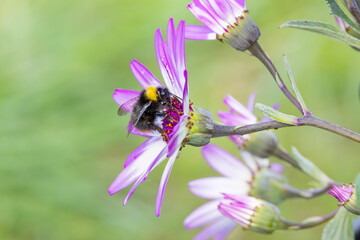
top-left (161, 97), bottom-right (184, 142)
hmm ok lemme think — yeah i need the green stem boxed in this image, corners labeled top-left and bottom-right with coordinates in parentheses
top-left (280, 208), bottom-right (339, 230)
top-left (248, 41), bottom-right (304, 114)
top-left (298, 115), bottom-right (360, 143)
top-left (212, 114), bottom-right (360, 143)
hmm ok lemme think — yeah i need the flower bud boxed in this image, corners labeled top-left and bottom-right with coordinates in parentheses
top-left (218, 194), bottom-right (281, 234)
top-left (250, 167), bottom-right (289, 204)
top-left (242, 131), bottom-right (279, 158)
top-left (219, 12), bottom-right (260, 51)
top-left (328, 184), bottom-right (360, 215)
top-left (186, 106), bottom-right (214, 147)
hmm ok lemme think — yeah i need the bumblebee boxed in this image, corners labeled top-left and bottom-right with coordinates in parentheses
top-left (118, 86), bottom-right (174, 135)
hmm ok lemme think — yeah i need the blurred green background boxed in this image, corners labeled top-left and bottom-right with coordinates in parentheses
top-left (0, 0), bottom-right (359, 239)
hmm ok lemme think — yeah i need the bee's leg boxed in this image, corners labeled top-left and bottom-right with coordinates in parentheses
top-left (156, 112), bottom-right (166, 118)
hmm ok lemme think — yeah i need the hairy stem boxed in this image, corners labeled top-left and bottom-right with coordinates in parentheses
top-left (282, 184), bottom-right (334, 199)
top-left (272, 146), bottom-right (301, 170)
top-left (299, 115), bottom-right (360, 143)
top-left (248, 41), bottom-right (304, 114)
top-left (280, 208), bottom-right (339, 230)
top-left (212, 115), bottom-right (360, 143)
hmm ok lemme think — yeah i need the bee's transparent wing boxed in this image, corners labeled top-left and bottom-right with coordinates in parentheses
top-left (117, 96), bottom-right (140, 116)
top-left (127, 101), bottom-right (152, 136)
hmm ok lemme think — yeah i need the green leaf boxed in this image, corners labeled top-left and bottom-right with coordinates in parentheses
top-left (280, 20), bottom-right (360, 48)
top-left (326, 0), bottom-right (360, 34)
top-left (291, 147), bottom-right (332, 185)
top-left (255, 103), bottom-right (298, 125)
top-left (321, 207), bottom-right (354, 240)
top-left (355, 173), bottom-right (360, 209)
top-left (283, 56), bottom-right (310, 115)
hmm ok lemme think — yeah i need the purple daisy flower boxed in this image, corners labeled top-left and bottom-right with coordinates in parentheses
top-left (218, 94), bottom-right (279, 158)
top-left (185, 0), bottom-right (260, 51)
top-left (108, 19), bottom-right (192, 217)
top-left (218, 93), bottom-right (258, 147)
top-left (184, 144), bottom-right (285, 239)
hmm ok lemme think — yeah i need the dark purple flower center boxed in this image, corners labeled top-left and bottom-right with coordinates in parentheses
top-left (161, 97), bottom-right (184, 142)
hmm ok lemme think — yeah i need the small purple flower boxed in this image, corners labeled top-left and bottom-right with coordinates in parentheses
top-left (218, 94), bottom-right (279, 158)
top-left (109, 19), bottom-right (191, 217)
top-left (218, 194), bottom-right (281, 234)
top-left (185, 0), bottom-right (260, 51)
top-left (328, 184), bottom-right (360, 215)
top-left (184, 144), bottom-right (286, 239)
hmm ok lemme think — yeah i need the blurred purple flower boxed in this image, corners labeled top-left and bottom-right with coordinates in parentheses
top-left (328, 184), bottom-right (360, 215)
top-left (184, 144), bottom-right (284, 239)
top-left (218, 94), bottom-right (280, 151)
top-left (108, 18), bottom-right (190, 217)
top-left (185, 0), bottom-right (260, 51)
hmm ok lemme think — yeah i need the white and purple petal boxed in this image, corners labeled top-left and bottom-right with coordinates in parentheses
top-left (108, 137), bottom-right (166, 195)
top-left (184, 200), bottom-right (223, 229)
top-left (130, 59), bottom-right (163, 89)
top-left (201, 144), bottom-right (252, 179)
top-left (185, 25), bottom-right (217, 40)
top-left (155, 148), bottom-right (179, 217)
top-left (113, 89), bottom-right (140, 112)
top-left (223, 94), bottom-right (257, 122)
top-left (188, 1), bottom-right (226, 35)
top-left (188, 177), bottom-right (250, 199)
top-left (193, 217), bottom-right (237, 240)
top-left (122, 146), bottom-right (168, 206)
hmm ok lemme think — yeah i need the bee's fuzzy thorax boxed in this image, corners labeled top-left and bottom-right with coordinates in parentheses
top-left (145, 86), bottom-right (158, 101)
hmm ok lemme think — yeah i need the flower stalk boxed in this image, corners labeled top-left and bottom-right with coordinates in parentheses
top-left (212, 114), bottom-right (360, 143)
top-left (247, 41), bottom-right (304, 114)
top-left (280, 208), bottom-right (339, 230)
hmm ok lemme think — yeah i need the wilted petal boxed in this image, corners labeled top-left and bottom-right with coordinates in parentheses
top-left (184, 200), bottom-right (223, 229)
top-left (189, 177), bottom-right (250, 199)
top-left (130, 60), bottom-right (163, 89)
top-left (202, 144), bottom-right (251, 180)
top-left (185, 25), bottom-right (217, 40)
top-left (113, 89), bottom-right (140, 112)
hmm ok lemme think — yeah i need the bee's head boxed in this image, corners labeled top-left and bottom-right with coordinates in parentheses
top-left (157, 87), bottom-right (171, 105)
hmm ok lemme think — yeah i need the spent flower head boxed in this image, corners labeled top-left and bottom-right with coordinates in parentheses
top-left (109, 18), bottom-right (213, 217)
top-left (328, 184), bottom-right (360, 215)
top-left (185, 0), bottom-right (260, 51)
